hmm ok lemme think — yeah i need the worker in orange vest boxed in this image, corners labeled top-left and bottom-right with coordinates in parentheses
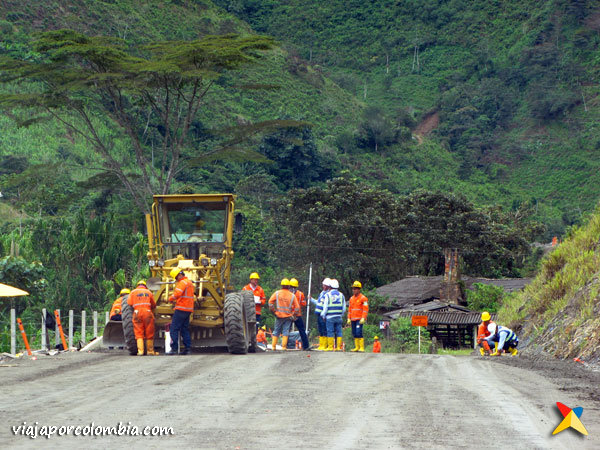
top-left (477, 311), bottom-right (496, 356)
top-left (268, 278), bottom-right (300, 351)
top-left (243, 272), bottom-right (266, 328)
top-left (373, 336), bottom-right (381, 353)
top-left (167, 267), bottom-right (195, 355)
top-left (257, 325), bottom-right (268, 346)
top-left (347, 280), bottom-right (369, 352)
top-left (127, 281), bottom-right (157, 356)
top-left (290, 278), bottom-right (310, 350)
top-left (110, 288), bottom-right (130, 321)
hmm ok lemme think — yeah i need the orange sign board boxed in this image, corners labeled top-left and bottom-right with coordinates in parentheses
top-left (412, 315), bottom-right (428, 327)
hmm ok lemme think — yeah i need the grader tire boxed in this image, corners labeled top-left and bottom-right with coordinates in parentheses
top-left (224, 293), bottom-right (248, 354)
top-left (120, 296), bottom-right (137, 356)
top-left (240, 290), bottom-right (257, 353)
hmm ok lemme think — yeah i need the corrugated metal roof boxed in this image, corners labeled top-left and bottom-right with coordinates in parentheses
top-left (384, 310), bottom-right (498, 325)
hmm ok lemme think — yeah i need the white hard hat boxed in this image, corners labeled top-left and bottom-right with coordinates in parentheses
top-left (322, 278), bottom-right (332, 287)
top-left (330, 279), bottom-right (339, 289)
top-left (487, 323), bottom-right (497, 335)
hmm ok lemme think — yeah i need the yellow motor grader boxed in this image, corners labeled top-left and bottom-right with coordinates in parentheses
top-left (103, 194), bottom-right (256, 354)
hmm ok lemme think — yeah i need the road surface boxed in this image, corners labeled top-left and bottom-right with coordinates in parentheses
top-left (1, 350), bottom-right (599, 449)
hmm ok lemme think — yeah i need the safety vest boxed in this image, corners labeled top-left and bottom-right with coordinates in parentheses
top-left (272, 290), bottom-right (298, 318)
top-left (325, 290), bottom-right (344, 318)
top-left (497, 326), bottom-right (517, 343)
top-left (128, 289), bottom-right (155, 311)
top-left (314, 290), bottom-right (327, 314)
top-left (172, 277), bottom-right (195, 312)
top-left (243, 283), bottom-right (266, 315)
top-left (348, 293), bottom-right (368, 321)
top-left (294, 289), bottom-right (306, 308)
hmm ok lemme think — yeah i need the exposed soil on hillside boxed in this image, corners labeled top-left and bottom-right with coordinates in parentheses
top-left (413, 110), bottom-right (439, 144)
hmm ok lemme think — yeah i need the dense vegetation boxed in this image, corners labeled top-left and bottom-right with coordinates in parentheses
top-left (1, 0), bottom-right (599, 352)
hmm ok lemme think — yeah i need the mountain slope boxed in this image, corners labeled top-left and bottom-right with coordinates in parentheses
top-left (500, 205), bottom-right (600, 363)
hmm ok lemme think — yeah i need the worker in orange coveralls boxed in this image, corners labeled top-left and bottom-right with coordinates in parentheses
top-left (373, 336), bottom-right (381, 353)
top-left (477, 311), bottom-right (496, 356)
top-left (167, 267), bottom-right (195, 355)
top-left (257, 325), bottom-right (268, 346)
top-left (243, 272), bottom-right (266, 328)
top-left (110, 288), bottom-right (130, 321)
top-left (347, 280), bottom-right (369, 352)
top-left (127, 280), bottom-right (157, 356)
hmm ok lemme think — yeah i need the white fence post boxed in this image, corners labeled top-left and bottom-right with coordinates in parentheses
top-left (55, 309), bottom-right (60, 347)
top-left (93, 311), bottom-right (98, 338)
top-left (105, 311), bottom-right (109, 325)
top-left (81, 310), bottom-right (86, 344)
top-left (42, 308), bottom-right (47, 351)
top-left (10, 308), bottom-right (16, 355)
top-left (68, 309), bottom-right (74, 349)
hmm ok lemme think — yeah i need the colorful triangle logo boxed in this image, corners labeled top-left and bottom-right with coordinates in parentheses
top-left (552, 402), bottom-right (588, 436)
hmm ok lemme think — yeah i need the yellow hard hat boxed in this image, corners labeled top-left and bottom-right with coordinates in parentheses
top-left (352, 280), bottom-right (362, 288)
top-left (289, 278), bottom-right (299, 287)
top-left (136, 280), bottom-right (147, 287)
top-left (170, 267), bottom-right (183, 279)
top-left (119, 288), bottom-right (131, 295)
top-left (261, 325), bottom-right (266, 330)
top-left (250, 272), bottom-right (260, 280)
top-left (280, 278), bottom-right (290, 286)
top-left (374, 336), bottom-right (379, 340)
top-left (481, 311), bottom-right (491, 322)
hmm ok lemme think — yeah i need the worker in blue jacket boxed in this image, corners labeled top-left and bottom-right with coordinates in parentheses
top-left (487, 325), bottom-right (519, 356)
top-left (310, 278), bottom-right (331, 351)
top-left (321, 279), bottom-right (346, 352)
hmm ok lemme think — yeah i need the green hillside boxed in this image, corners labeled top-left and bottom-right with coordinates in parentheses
top-left (500, 203), bottom-right (600, 363)
top-left (219, 0), bottom-right (600, 234)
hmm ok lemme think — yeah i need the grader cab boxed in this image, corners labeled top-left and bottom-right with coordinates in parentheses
top-left (103, 194), bottom-right (256, 354)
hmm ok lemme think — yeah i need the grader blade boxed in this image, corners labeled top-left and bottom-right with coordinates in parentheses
top-left (102, 320), bottom-right (125, 349)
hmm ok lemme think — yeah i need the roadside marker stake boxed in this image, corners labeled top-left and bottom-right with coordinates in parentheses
top-left (16, 318), bottom-right (32, 356)
top-left (54, 309), bottom-right (68, 351)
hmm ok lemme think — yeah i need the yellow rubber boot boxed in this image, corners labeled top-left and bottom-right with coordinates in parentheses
top-left (324, 337), bottom-right (334, 352)
top-left (509, 346), bottom-right (518, 356)
top-left (358, 338), bottom-right (365, 352)
top-left (316, 336), bottom-right (325, 351)
top-left (335, 337), bottom-right (343, 352)
top-left (281, 336), bottom-right (289, 351)
top-left (136, 338), bottom-right (145, 356)
top-left (351, 338), bottom-right (359, 352)
top-left (479, 347), bottom-right (485, 356)
top-left (146, 339), bottom-right (158, 355)
top-left (272, 336), bottom-right (278, 351)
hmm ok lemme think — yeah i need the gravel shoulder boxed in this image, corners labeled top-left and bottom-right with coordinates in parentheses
top-left (1, 350), bottom-right (599, 449)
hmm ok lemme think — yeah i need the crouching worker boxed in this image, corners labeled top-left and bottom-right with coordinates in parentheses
top-left (127, 281), bottom-right (157, 355)
top-left (373, 336), bottom-right (381, 353)
top-left (110, 288), bottom-right (130, 321)
top-left (477, 311), bottom-right (496, 356)
top-left (269, 279), bottom-right (300, 351)
top-left (488, 325), bottom-right (519, 356)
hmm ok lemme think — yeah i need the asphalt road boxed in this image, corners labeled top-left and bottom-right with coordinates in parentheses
top-left (1, 350), bottom-right (599, 449)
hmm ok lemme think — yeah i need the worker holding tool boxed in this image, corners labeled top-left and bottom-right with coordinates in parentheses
top-left (243, 272), bottom-right (266, 327)
top-left (310, 278), bottom-right (332, 350)
top-left (268, 278), bottom-right (300, 351)
top-left (347, 280), bottom-right (369, 352)
top-left (110, 288), bottom-right (130, 321)
top-left (321, 279), bottom-right (346, 352)
top-left (290, 278), bottom-right (310, 350)
top-left (488, 325), bottom-right (519, 356)
top-left (477, 311), bottom-right (496, 356)
top-left (167, 267), bottom-right (195, 355)
top-left (127, 281), bottom-right (157, 356)
top-left (373, 336), bottom-right (381, 353)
